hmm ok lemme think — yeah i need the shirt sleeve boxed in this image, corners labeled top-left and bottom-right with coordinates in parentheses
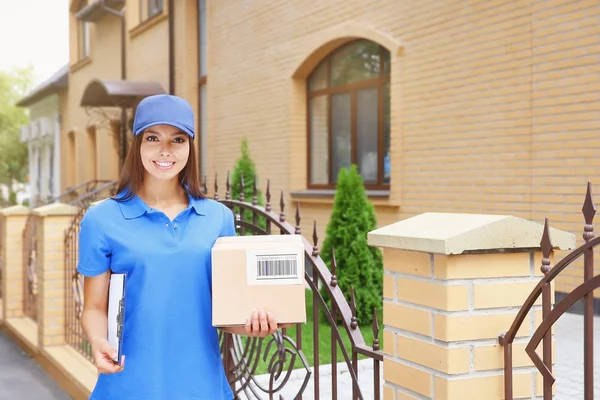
top-left (77, 207), bottom-right (112, 277)
top-left (219, 204), bottom-right (237, 237)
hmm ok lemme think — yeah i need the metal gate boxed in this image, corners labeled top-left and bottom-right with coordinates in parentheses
top-left (500, 181), bottom-right (598, 400)
top-left (64, 181), bottom-right (118, 361)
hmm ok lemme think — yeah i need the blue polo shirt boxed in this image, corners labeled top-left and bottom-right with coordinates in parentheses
top-left (77, 190), bottom-right (236, 400)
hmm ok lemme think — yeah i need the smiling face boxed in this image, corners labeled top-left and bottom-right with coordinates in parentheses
top-left (139, 124), bottom-right (190, 182)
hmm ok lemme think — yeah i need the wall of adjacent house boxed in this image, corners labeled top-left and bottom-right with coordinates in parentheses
top-left (62, 1), bottom-right (195, 194)
top-left (29, 95), bottom-right (59, 121)
top-left (172, 0), bottom-right (200, 161)
top-left (203, 0), bottom-right (600, 298)
top-left (125, 0), bottom-right (203, 178)
top-left (125, 0), bottom-right (200, 140)
top-left (126, 12), bottom-right (170, 90)
top-left (62, 8), bottom-right (123, 189)
top-left (28, 94), bottom-right (61, 201)
top-left (58, 87), bottom-right (72, 193)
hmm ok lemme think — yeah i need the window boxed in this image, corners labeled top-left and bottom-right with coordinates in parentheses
top-left (77, 1), bottom-right (90, 59)
top-left (140, 0), bottom-right (164, 21)
top-left (78, 21), bottom-right (90, 59)
top-left (307, 39), bottom-right (391, 189)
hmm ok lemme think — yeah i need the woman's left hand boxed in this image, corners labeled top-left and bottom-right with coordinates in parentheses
top-left (244, 308), bottom-right (294, 337)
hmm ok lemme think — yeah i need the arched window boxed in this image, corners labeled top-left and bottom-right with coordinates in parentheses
top-left (307, 39), bottom-right (390, 189)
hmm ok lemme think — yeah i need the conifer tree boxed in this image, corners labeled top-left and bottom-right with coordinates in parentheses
top-left (231, 137), bottom-right (266, 234)
top-left (320, 165), bottom-right (383, 325)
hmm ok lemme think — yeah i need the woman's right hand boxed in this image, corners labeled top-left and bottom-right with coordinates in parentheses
top-left (92, 338), bottom-right (125, 374)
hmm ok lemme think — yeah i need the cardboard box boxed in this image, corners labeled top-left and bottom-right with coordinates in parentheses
top-left (211, 234), bottom-right (307, 327)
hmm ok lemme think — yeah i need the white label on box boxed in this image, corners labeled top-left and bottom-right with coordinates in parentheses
top-left (246, 248), bottom-right (304, 286)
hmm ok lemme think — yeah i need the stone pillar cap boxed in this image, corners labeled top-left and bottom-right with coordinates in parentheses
top-left (0, 205), bottom-right (30, 216)
top-left (33, 202), bottom-right (78, 217)
top-left (368, 212), bottom-right (576, 255)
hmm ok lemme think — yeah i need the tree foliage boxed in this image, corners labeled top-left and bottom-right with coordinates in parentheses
top-left (320, 164), bottom-right (383, 325)
top-left (230, 137), bottom-right (266, 234)
top-left (0, 66), bottom-right (34, 204)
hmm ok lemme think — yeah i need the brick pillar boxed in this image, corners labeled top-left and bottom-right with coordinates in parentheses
top-left (33, 203), bottom-right (78, 347)
top-left (0, 205), bottom-right (31, 320)
top-left (368, 213), bottom-right (575, 400)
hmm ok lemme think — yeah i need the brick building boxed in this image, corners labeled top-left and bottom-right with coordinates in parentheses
top-left (58, 1), bottom-right (599, 302)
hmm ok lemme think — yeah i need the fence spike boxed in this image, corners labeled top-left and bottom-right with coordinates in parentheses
top-left (225, 171), bottom-right (231, 200)
top-left (312, 220), bottom-right (319, 257)
top-left (350, 287), bottom-right (358, 329)
top-left (540, 218), bottom-right (552, 275)
top-left (265, 179), bottom-right (272, 212)
top-left (330, 247), bottom-right (338, 287)
top-left (239, 172), bottom-right (245, 202)
top-left (294, 202), bottom-right (301, 234)
top-left (214, 173), bottom-right (219, 201)
top-left (582, 181), bottom-right (596, 242)
top-left (279, 189), bottom-right (285, 222)
top-left (372, 308), bottom-right (380, 351)
top-left (252, 175), bottom-right (258, 206)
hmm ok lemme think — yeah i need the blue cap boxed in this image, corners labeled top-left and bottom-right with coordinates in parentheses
top-left (132, 94), bottom-right (195, 138)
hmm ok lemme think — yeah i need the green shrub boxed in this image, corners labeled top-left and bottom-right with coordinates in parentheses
top-left (8, 190), bottom-right (16, 206)
top-left (320, 165), bottom-right (383, 325)
top-left (230, 137), bottom-right (266, 234)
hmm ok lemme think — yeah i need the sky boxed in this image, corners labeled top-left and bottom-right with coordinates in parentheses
top-left (0, 0), bottom-right (70, 87)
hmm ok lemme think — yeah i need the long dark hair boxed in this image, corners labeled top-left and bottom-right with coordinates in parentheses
top-left (113, 133), bottom-right (204, 201)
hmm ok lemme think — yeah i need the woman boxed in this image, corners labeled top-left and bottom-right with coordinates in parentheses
top-left (78, 94), bottom-right (289, 399)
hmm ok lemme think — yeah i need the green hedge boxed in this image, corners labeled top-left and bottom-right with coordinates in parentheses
top-left (320, 165), bottom-right (383, 325)
top-left (230, 138), bottom-right (266, 234)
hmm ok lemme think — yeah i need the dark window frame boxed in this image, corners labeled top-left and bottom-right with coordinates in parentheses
top-left (306, 39), bottom-right (391, 190)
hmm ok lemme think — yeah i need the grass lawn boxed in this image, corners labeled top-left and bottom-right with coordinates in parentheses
top-left (238, 291), bottom-right (383, 376)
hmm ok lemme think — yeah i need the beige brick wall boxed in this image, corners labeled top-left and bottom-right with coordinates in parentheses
top-left (64, 6), bottom-right (124, 188)
top-left (528, 1), bottom-right (600, 293)
top-left (63, 1), bottom-right (175, 191)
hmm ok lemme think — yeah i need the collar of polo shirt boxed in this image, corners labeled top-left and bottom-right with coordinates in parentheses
top-left (115, 189), bottom-right (206, 219)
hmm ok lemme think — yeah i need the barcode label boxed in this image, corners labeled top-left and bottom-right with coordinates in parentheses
top-left (257, 255), bottom-right (298, 279)
top-left (247, 249), bottom-right (303, 286)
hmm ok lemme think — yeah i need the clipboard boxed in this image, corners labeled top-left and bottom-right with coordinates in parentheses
top-left (107, 273), bottom-right (127, 365)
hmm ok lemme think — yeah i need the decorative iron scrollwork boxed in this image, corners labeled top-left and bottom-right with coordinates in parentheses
top-left (83, 106), bottom-right (122, 132)
top-left (72, 272), bottom-right (84, 320)
top-left (223, 330), bottom-right (311, 399)
top-left (27, 245), bottom-right (38, 296)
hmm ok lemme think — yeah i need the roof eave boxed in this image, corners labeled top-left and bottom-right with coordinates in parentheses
top-left (16, 65), bottom-right (69, 107)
